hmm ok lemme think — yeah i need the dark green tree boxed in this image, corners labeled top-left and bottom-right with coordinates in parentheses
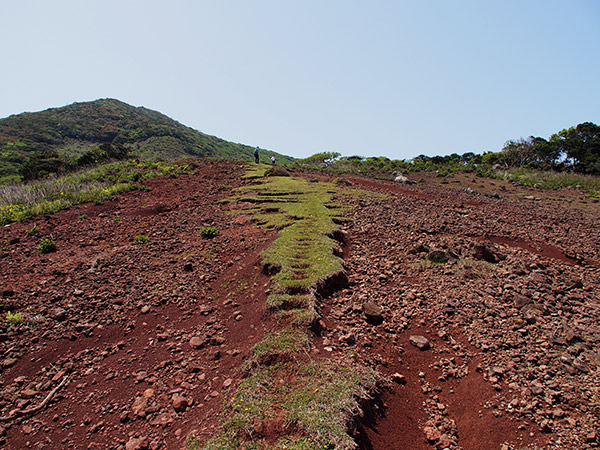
top-left (480, 151), bottom-right (503, 167)
top-left (530, 136), bottom-right (560, 166)
top-left (550, 122), bottom-right (600, 173)
top-left (19, 151), bottom-right (72, 181)
top-left (76, 143), bottom-right (129, 167)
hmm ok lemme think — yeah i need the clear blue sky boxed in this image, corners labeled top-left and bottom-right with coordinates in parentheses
top-left (1, 1), bottom-right (599, 160)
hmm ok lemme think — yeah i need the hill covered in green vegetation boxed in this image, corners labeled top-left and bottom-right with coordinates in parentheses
top-left (0, 99), bottom-right (293, 183)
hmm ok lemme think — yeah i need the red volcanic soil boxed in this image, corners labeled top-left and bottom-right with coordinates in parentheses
top-left (318, 173), bottom-right (600, 450)
top-left (1, 161), bottom-right (600, 450)
top-left (0, 161), bottom-right (279, 449)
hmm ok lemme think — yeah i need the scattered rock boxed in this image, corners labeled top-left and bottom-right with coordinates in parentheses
top-left (89, 421), bottom-right (104, 433)
top-left (131, 397), bottom-right (149, 418)
top-left (190, 336), bottom-right (207, 349)
top-left (2, 358), bottom-right (18, 368)
top-left (409, 335), bottom-right (431, 350)
top-left (199, 305), bottom-right (213, 315)
top-left (423, 426), bottom-right (442, 442)
top-left (143, 389), bottom-right (155, 398)
top-left (20, 388), bottom-right (37, 398)
top-left (0, 158), bottom-right (597, 449)
top-left (172, 394), bottom-right (188, 412)
top-left (363, 302), bottom-right (383, 324)
top-left (472, 243), bottom-right (501, 263)
top-left (135, 371), bottom-right (148, 383)
top-left (339, 332), bottom-right (356, 345)
top-left (394, 175), bottom-right (411, 184)
top-left (50, 307), bottom-right (67, 321)
top-left (540, 419), bottom-right (553, 433)
top-left (125, 436), bottom-right (149, 450)
top-left (572, 358), bottom-right (590, 373)
top-left (514, 293), bottom-right (532, 308)
top-left (391, 372), bottom-right (406, 385)
top-left (529, 381), bottom-right (544, 395)
top-left (210, 336), bottom-right (225, 346)
top-left (438, 434), bottom-right (453, 448)
top-left (149, 413), bottom-right (174, 427)
top-left (409, 243), bottom-right (430, 254)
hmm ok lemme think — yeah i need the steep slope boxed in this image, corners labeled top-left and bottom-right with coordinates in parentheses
top-left (0, 99), bottom-right (292, 182)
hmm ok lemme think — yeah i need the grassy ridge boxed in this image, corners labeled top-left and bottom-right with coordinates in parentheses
top-left (231, 172), bottom-right (349, 326)
top-left (192, 361), bottom-right (377, 450)
top-left (189, 166), bottom-right (379, 450)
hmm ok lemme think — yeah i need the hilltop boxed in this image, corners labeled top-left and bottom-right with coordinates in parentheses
top-left (0, 99), bottom-right (292, 182)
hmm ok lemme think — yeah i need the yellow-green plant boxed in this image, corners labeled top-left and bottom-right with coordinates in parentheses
top-left (134, 235), bottom-right (149, 244)
top-left (5, 311), bottom-right (22, 325)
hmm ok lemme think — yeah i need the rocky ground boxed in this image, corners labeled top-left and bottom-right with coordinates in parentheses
top-left (322, 172), bottom-right (600, 449)
top-left (0, 160), bottom-right (599, 449)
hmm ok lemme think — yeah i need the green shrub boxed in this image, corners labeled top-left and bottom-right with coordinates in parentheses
top-left (200, 227), bottom-right (219, 239)
top-left (494, 168), bottom-right (600, 191)
top-left (39, 237), bottom-right (57, 254)
top-left (5, 310), bottom-right (22, 325)
top-left (134, 235), bottom-right (149, 244)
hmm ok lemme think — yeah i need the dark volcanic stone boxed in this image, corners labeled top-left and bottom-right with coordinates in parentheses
top-left (409, 335), bottom-right (431, 350)
top-left (363, 302), bottom-right (383, 324)
top-left (473, 244), bottom-right (500, 263)
top-left (51, 307), bottom-right (67, 321)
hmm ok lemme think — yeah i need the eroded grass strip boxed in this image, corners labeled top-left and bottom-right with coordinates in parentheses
top-left (188, 166), bottom-right (378, 450)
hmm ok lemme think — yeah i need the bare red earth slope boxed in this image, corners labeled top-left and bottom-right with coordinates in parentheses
top-left (1, 161), bottom-right (599, 450)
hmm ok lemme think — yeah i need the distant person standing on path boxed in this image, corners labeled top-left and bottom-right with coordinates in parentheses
top-left (271, 155), bottom-right (276, 164)
top-left (254, 146), bottom-right (259, 163)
